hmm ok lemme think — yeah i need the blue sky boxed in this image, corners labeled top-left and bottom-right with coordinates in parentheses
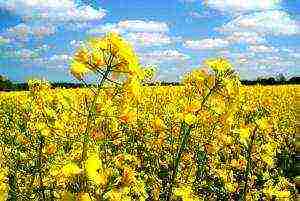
top-left (0, 0), bottom-right (299, 82)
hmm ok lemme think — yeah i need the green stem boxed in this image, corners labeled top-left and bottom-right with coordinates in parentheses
top-left (8, 170), bottom-right (17, 201)
top-left (240, 127), bottom-right (257, 201)
top-left (81, 67), bottom-right (111, 163)
top-left (166, 81), bottom-right (218, 201)
top-left (166, 122), bottom-right (192, 201)
top-left (81, 51), bottom-right (114, 164)
top-left (37, 134), bottom-right (46, 200)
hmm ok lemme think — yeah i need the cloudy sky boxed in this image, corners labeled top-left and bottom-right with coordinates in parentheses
top-left (0, 0), bottom-right (299, 82)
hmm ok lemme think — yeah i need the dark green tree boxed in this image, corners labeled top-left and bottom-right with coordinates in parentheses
top-left (0, 75), bottom-right (14, 91)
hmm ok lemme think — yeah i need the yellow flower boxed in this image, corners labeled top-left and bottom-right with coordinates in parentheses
top-left (261, 142), bottom-right (277, 166)
top-left (87, 32), bottom-right (139, 73)
top-left (174, 185), bottom-right (202, 201)
top-left (276, 190), bottom-right (290, 199)
top-left (85, 152), bottom-right (108, 186)
top-left (61, 192), bottom-right (75, 201)
top-left (43, 144), bottom-right (57, 155)
top-left (36, 122), bottom-right (50, 137)
top-left (73, 48), bottom-right (89, 63)
top-left (256, 118), bottom-right (270, 131)
top-left (62, 162), bottom-right (82, 177)
top-left (124, 76), bottom-right (142, 98)
top-left (122, 166), bottom-right (136, 185)
top-left (206, 58), bottom-right (232, 72)
top-left (225, 182), bottom-right (238, 193)
top-left (119, 108), bottom-right (137, 124)
top-left (174, 185), bottom-right (193, 198)
top-left (70, 60), bottom-right (90, 80)
top-left (104, 188), bottom-right (131, 201)
top-left (184, 113), bottom-right (197, 125)
top-left (152, 117), bottom-right (165, 131)
top-left (235, 127), bottom-right (251, 146)
top-left (263, 181), bottom-right (291, 200)
top-left (77, 193), bottom-right (93, 201)
top-left (41, 127), bottom-right (51, 137)
top-left (105, 190), bottom-right (123, 201)
top-left (0, 169), bottom-right (8, 201)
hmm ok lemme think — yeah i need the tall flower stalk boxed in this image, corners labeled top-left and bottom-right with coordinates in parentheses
top-left (239, 126), bottom-right (258, 201)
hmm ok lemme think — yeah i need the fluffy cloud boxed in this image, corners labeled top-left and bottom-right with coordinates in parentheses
top-left (87, 20), bottom-right (172, 47)
top-left (0, 0), bottom-right (106, 23)
top-left (70, 40), bottom-right (84, 49)
top-left (217, 47), bottom-right (299, 79)
top-left (22, 54), bottom-right (71, 69)
top-left (125, 32), bottom-right (172, 47)
top-left (13, 49), bottom-right (39, 60)
top-left (118, 20), bottom-right (169, 33)
top-left (140, 50), bottom-right (190, 64)
top-left (87, 23), bottom-right (123, 35)
top-left (225, 32), bottom-right (266, 45)
top-left (31, 26), bottom-right (56, 38)
top-left (0, 0), bottom-right (106, 43)
top-left (49, 54), bottom-right (71, 63)
top-left (183, 38), bottom-right (229, 50)
top-left (6, 24), bottom-right (31, 41)
top-left (205, 0), bottom-right (281, 12)
top-left (6, 23), bottom-right (56, 41)
top-left (88, 20), bottom-right (169, 35)
top-left (218, 10), bottom-right (300, 36)
top-left (290, 52), bottom-right (300, 58)
top-left (35, 44), bottom-right (51, 53)
top-left (238, 58), bottom-right (296, 76)
top-left (248, 45), bottom-right (278, 53)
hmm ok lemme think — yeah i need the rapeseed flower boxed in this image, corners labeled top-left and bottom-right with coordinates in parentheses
top-left (85, 152), bottom-right (108, 186)
top-left (62, 162), bottom-right (82, 177)
top-left (70, 60), bottom-right (90, 80)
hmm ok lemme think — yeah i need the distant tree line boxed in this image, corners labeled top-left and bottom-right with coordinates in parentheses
top-left (0, 74), bottom-right (299, 91)
top-left (149, 74), bottom-right (300, 86)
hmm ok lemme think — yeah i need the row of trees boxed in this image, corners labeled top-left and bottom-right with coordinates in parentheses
top-left (0, 74), bottom-right (299, 91)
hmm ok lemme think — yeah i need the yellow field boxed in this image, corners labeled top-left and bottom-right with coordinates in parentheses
top-left (0, 82), bottom-right (297, 201)
top-left (0, 33), bottom-right (298, 200)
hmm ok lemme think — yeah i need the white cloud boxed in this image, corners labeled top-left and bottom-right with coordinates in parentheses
top-left (70, 40), bottom-right (84, 49)
top-left (184, 38), bottom-right (229, 50)
top-left (87, 20), bottom-right (169, 35)
top-left (49, 54), bottom-right (71, 63)
top-left (35, 44), bottom-right (51, 53)
top-left (6, 23), bottom-right (56, 41)
top-left (248, 45), bottom-right (278, 53)
top-left (14, 49), bottom-right (39, 60)
top-left (225, 32), bottom-right (266, 45)
top-left (223, 48), bottom-right (299, 79)
top-left (6, 24), bottom-right (31, 41)
top-left (24, 54), bottom-right (71, 69)
top-left (0, 0), bottom-right (106, 23)
top-left (87, 20), bottom-right (172, 48)
top-left (240, 58), bottom-right (296, 74)
top-left (87, 23), bottom-right (123, 35)
top-left (125, 32), bottom-right (172, 47)
top-left (290, 52), bottom-right (300, 58)
top-left (31, 26), bottom-right (56, 38)
top-left (118, 20), bottom-right (169, 33)
top-left (281, 48), bottom-right (294, 53)
top-left (205, 0), bottom-right (281, 12)
top-left (218, 10), bottom-right (300, 36)
top-left (140, 50), bottom-right (190, 64)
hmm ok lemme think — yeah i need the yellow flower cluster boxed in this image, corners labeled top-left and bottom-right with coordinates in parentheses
top-left (0, 33), bottom-right (296, 200)
top-left (0, 168), bottom-right (8, 201)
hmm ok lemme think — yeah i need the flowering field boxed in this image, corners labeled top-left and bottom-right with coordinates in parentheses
top-left (0, 33), bottom-right (297, 201)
